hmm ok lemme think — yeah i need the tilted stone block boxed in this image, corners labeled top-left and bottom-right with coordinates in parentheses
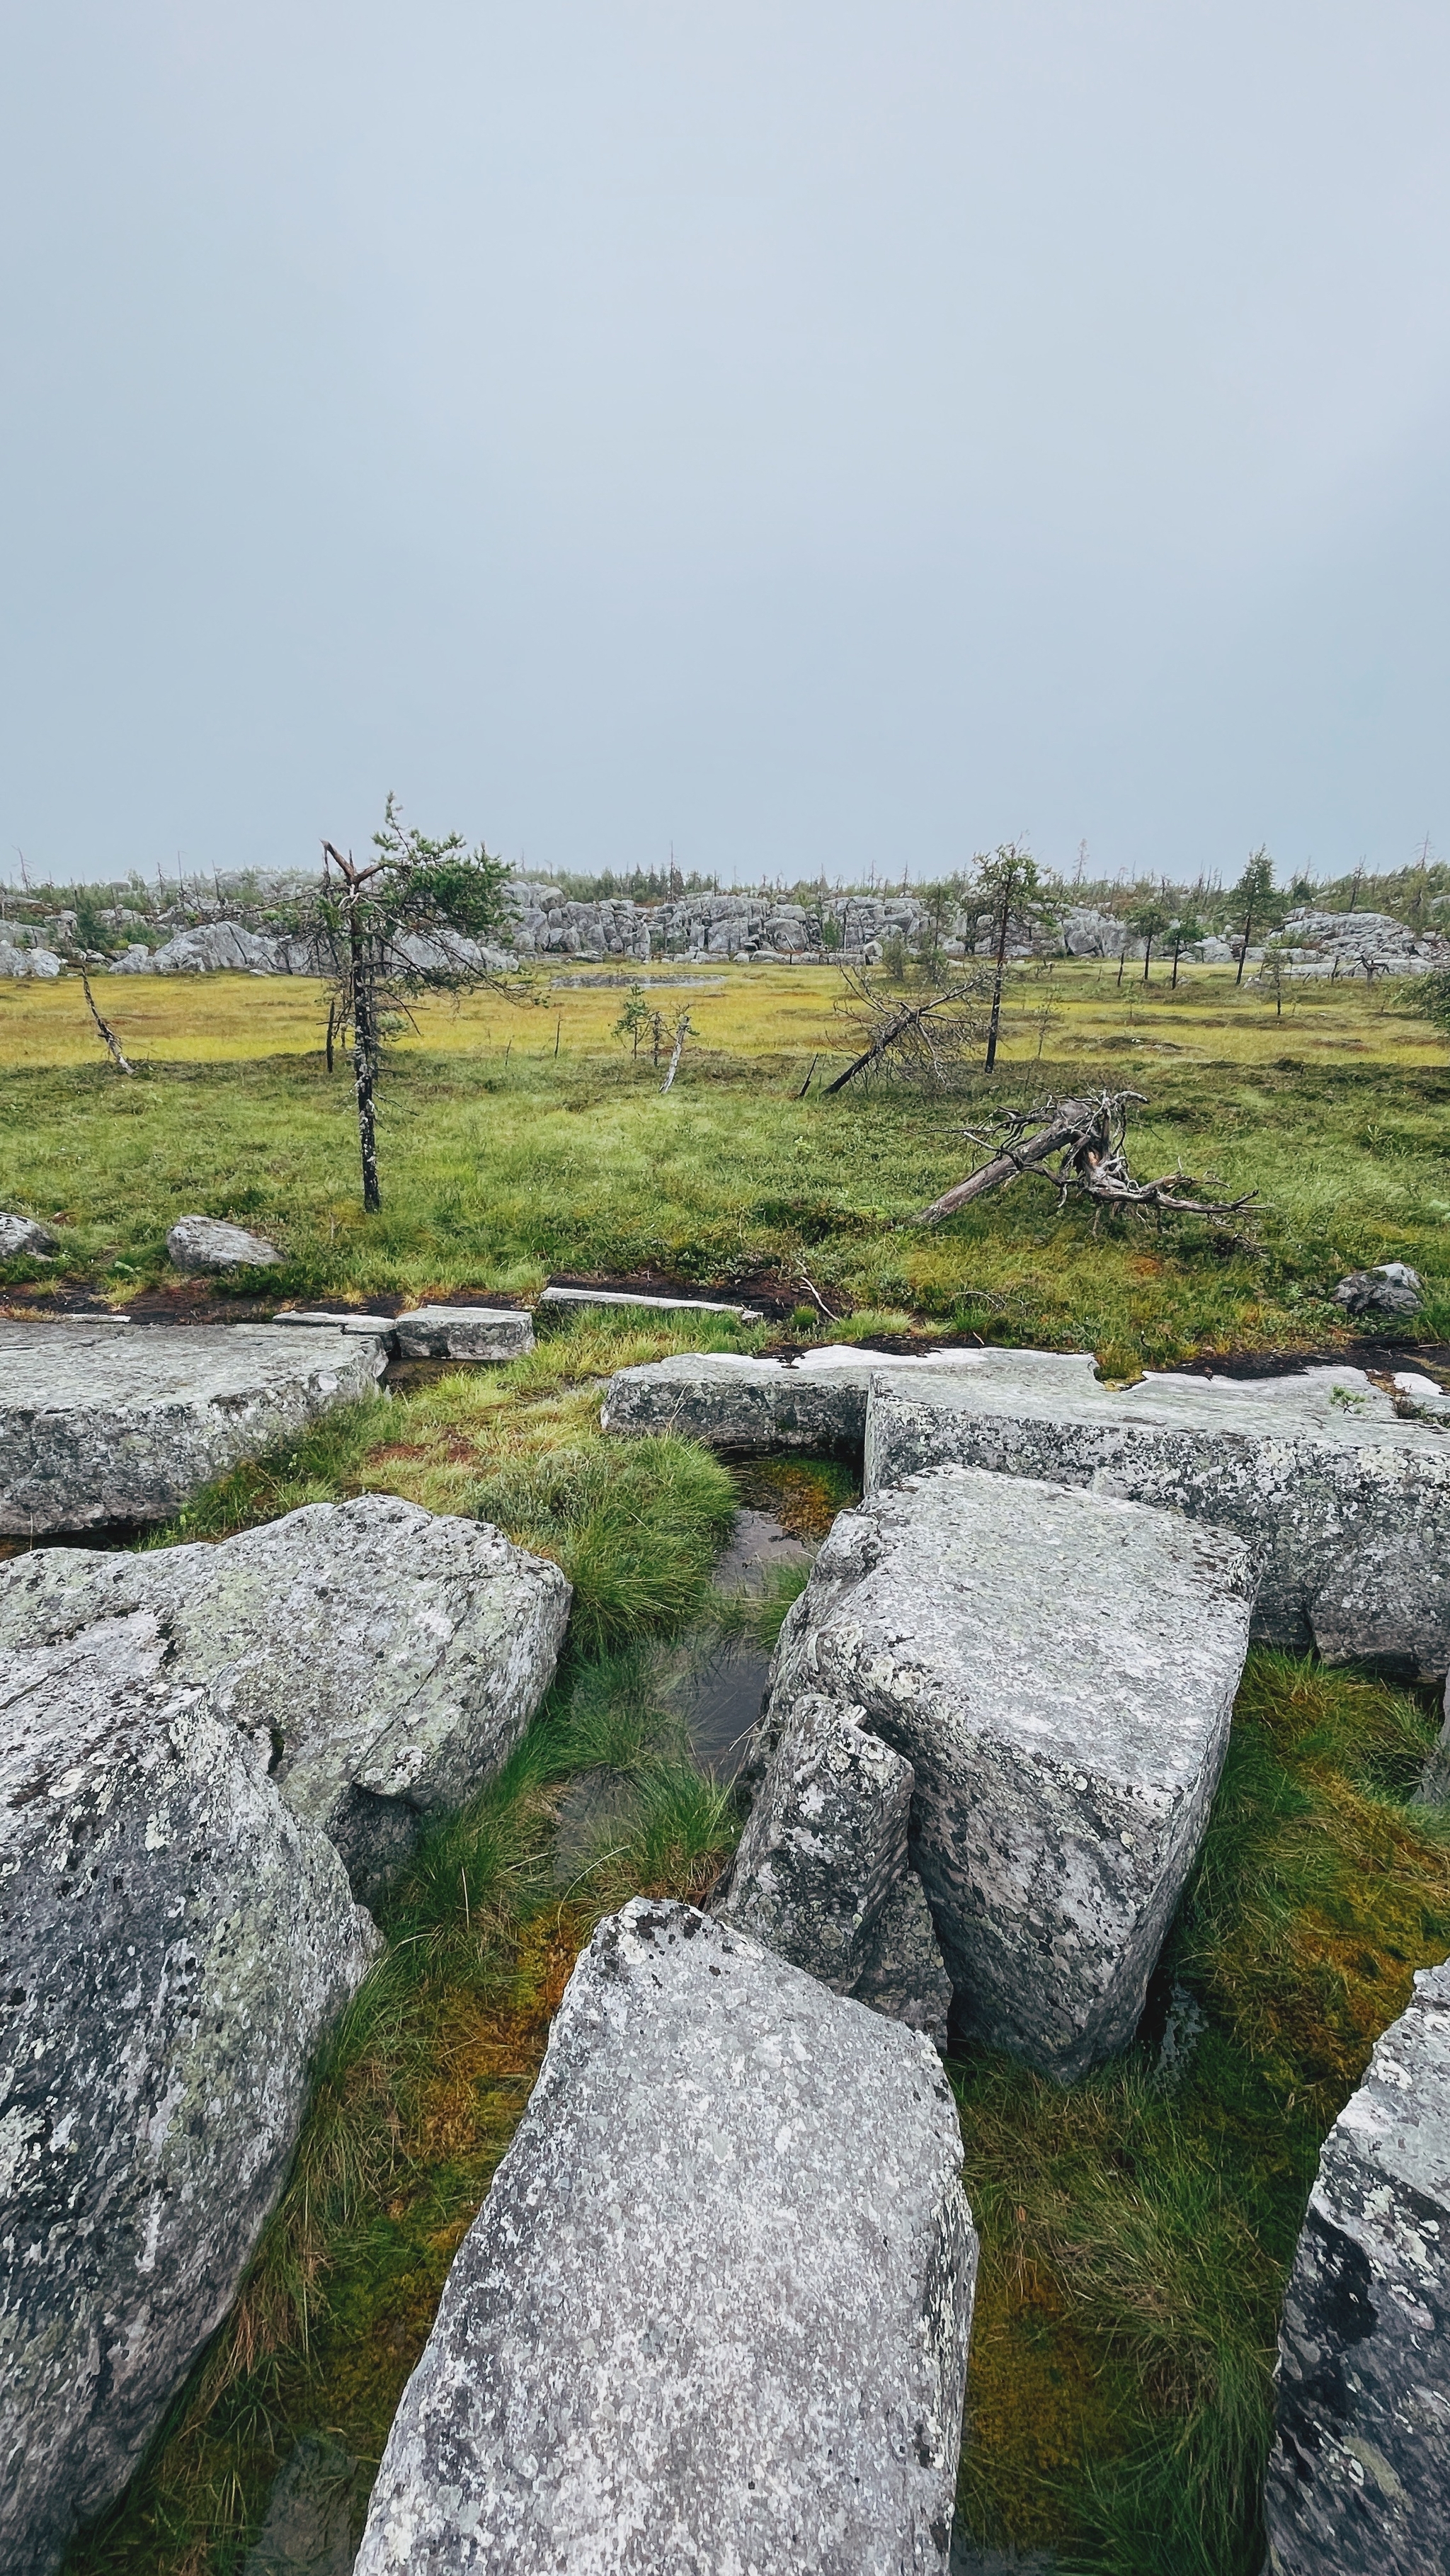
top-left (0, 1495), bottom-right (571, 1900)
top-left (0, 1612), bottom-right (378, 2576)
top-left (757, 1466), bottom-right (1255, 2080)
top-left (353, 1899), bottom-right (976, 2576)
top-left (0, 1321), bottom-right (388, 1533)
top-left (866, 1362), bottom-right (1450, 1675)
top-left (1266, 1959), bottom-right (1450, 2575)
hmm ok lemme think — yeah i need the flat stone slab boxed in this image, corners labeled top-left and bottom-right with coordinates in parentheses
top-left (1266, 1958), bottom-right (1450, 2575)
top-left (272, 1309), bottom-right (397, 1343)
top-left (540, 1283), bottom-right (761, 1319)
top-left (0, 1608), bottom-right (378, 2576)
top-left (758, 1466), bottom-right (1255, 2079)
top-left (866, 1362), bottom-right (1450, 1675)
top-left (601, 1345), bottom-right (1097, 1456)
top-left (353, 1898), bottom-right (977, 2576)
top-left (392, 1304), bottom-right (535, 1361)
top-left (0, 1495), bottom-right (571, 1900)
top-left (0, 1322), bottom-right (387, 1534)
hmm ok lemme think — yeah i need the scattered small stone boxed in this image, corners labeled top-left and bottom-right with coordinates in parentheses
top-left (391, 1304), bottom-right (534, 1361)
top-left (1332, 1260), bottom-right (1424, 1316)
top-left (352, 1900), bottom-right (976, 2576)
top-left (166, 1214), bottom-right (283, 1270)
top-left (1265, 1956), bottom-right (1450, 2574)
top-left (0, 1610), bottom-right (378, 2576)
top-left (0, 1212), bottom-right (59, 1258)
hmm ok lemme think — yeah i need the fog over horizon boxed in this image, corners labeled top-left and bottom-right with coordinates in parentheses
top-left (4, 4), bottom-right (1450, 891)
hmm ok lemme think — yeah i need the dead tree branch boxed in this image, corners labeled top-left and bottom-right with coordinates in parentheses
top-left (660, 1011), bottom-right (694, 1093)
top-left (79, 970), bottom-right (133, 1076)
top-left (824, 964), bottom-right (986, 1095)
top-left (914, 1090), bottom-right (1258, 1226)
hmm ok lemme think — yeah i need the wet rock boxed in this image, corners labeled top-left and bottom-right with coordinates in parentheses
top-left (0, 1611), bottom-right (378, 2576)
top-left (0, 1495), bottom-right (571, 1900)
top-left (866, 1360), bottom-right (1450, 1676)
top-left (758, 1466), bottom-right (1254, 2080)
top-left (391, 1304), bottom-right (535, 1361)
top-left (0, 1320), bottom-right (387, 1534)
top-left (242, 2436), bottom-right (369, 2575)
top-left (353, 1899), bottom-right (976, 2576)
top-left (1265, 1959), bottom-right (1450, 2575)
top-left (1332, 1261), bottom-right (1424, 1317)
top-left (167, 1214), bottom-right (283, 1270)
top-left (0, 1213), bottom-right (58, 1258)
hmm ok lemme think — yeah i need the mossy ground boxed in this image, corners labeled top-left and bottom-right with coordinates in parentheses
top-left (16, 964), bottom-right (1447, 2572)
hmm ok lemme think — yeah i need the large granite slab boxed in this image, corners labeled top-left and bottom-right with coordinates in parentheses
top-left (865, 1363), bottom-right (1450, 1674)
top-left (1266, 1958), bottom-right (1450, 2575)
top-left (754, 1465), bottom-right (1255, 2079)
top-left (353, 1899), bottom-right (977, 2575)
top-left (600, 1345), bottom-right (1099, 1456)
top-left (0, 1321), bottom-right (388, 1532)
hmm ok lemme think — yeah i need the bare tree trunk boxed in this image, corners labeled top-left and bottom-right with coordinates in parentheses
top-left (983, 882), bottom-right (1013, 1071)
top-left (914, 1100), bottom-right (1096, 1223)
top-left (325, 996), bottom-right (337, 1073)
top-left (660, 1013), bottom-right (692, 1093)
top-left (1235, 901), bottom-right (1254, 986)
top-left (350, 930), bottom-right (382, 1213)
top-left (79, 971), bottom-right (133, 1075)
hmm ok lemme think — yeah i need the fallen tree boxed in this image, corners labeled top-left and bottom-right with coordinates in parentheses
top-left (913, 1090), bottom-right (1259, 1226)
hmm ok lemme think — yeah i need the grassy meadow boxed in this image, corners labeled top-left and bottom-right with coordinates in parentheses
top-left (3, 956), bottom-right (1446, 2574)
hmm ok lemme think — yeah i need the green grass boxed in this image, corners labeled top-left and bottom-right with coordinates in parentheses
top-left (4, 1018), bottom-right (1450, 1367)
top-left (950, 1652), bottom-right (1450, 2574)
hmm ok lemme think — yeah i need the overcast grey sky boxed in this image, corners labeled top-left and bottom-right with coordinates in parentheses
top-left (4, 3), bottom-right (1449, 887)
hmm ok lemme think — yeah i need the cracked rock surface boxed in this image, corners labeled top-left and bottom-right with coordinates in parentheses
top-left (0, 1495), bottom-right (571, 1898)
top-left (0, 1611), bottom-right (379, 2576)
top-left (0, 1321), bottom-right (388, 1533)
top-left (754, 1466), bottom-right (1254, 2080)
top-left (1266, 1958), bottom-right (1450, 2575)
top-left (353, 1898), bottom-right (977, 2576)
top-left (865, 1361), bottom-right (1450, 1675)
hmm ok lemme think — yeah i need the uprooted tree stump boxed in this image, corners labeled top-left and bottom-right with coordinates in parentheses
top-left (913, 1090), bottom-right (1259, 1228)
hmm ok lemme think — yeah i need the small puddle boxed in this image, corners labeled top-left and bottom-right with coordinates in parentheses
top-left (668, 1504), bottom-right (816, 1782)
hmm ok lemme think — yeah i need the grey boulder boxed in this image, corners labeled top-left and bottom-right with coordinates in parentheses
top-left (600, 1345), bottom-right (1099, 1458)
top-left (758, 1466), bottom-right (1255, 2080)
top-left (167, 1214), bottom-right (283, 1270)
top-left (0, 1320), bottom-right (387, 1532)
top-left (0, 1610), bottom-right (378, 2576)
top-left (0, 1495), bottom-right (571, 1898)
top-left (1265, 1959), bottom-right (1450, 2575)
top-left (392, 1305), bottom-right (535, 1361)
top-left (1332, 1261), bottom-right (1424, 1317)
top-left (866, 1360), bottom-right (1450, 1675)
top-left (353, 1899), bottom-right (976, 2576)
top-left (0, 1213), bottom-right (58, 1258)
top-left (713, 1692), bottom-right (952, 2043)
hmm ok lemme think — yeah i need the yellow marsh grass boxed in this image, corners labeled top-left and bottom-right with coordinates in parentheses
top-left (1, 956), bottom-right (1444, 1072)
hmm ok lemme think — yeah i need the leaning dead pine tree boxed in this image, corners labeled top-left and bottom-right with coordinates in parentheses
top-left (914, 1090), bottom-right (1259, 1226)
top-left (311, 795), bottom-right (520, 1212)
top-left (821, 962), bottom-right (986, 1094)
